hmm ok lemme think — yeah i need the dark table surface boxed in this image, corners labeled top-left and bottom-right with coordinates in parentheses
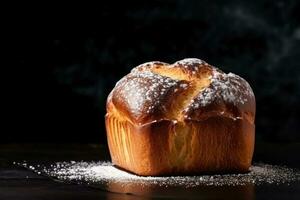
top-left (0, 143), bottom-right (300, 200)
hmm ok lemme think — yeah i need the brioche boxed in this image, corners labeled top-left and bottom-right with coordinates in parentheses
top-left (105, 58), bottom-right (255, 176)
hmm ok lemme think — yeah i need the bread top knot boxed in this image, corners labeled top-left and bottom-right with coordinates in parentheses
top-left (107, 58), bottom-right (255, 126)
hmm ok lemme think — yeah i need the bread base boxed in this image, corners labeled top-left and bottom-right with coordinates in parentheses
top-left (105, 114), bottom-right (255, 176)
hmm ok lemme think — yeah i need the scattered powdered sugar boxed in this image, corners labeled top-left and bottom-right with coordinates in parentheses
top-left (132, 61), bottom-right (169, 72)
top-left (180, 83), bottom-right (189, 89)
top-left (19, 161), bottom-right (300, 188)
top-left (174, 58), bottom-right (208, 74)
top-left (189, 70), bottom-right (254, 108)
top-left (114, 70), bottom-right (180, 115)
top-left (113, 58), bottom-right (255, 121)
top-left (175, 58), bottom-right (206, 66)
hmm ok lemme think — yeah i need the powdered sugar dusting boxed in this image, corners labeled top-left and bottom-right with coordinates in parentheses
top-left (175, 58), bottom-right (206, 66)
top-left (111, 58), bottom-right (254, 122)
top-left (114, 70), bottom-right (181, 116)
top-left (174, 58), bottom-right (207, 74)
top-left (188, 69), bottom-right (254, 109)
top-left (19, 161), bottom-right (300, 187)
top-left (132, 61), bottom-right (169, 72)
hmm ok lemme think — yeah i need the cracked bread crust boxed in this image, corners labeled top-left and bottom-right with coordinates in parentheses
top-left (107, 58), bottom-right (255, 125)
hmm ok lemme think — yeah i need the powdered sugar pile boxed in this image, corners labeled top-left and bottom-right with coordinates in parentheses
top-left (19, 161), bottom-right (300, 187)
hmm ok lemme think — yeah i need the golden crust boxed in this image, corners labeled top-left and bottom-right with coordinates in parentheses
top-left (106, 58), bottom-right (256, 176)
top-left (105, 114), bottom-right (255, 176)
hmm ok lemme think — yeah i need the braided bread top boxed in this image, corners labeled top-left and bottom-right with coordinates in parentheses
top-left (107, 58), bottom-right (255, 125)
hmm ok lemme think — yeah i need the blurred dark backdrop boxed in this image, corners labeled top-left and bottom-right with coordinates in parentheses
top-left (5, 0), bottom-right (300, 144)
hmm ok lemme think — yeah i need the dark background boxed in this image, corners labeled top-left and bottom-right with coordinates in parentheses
top-left (5, 0), bottom-right (300, 144)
